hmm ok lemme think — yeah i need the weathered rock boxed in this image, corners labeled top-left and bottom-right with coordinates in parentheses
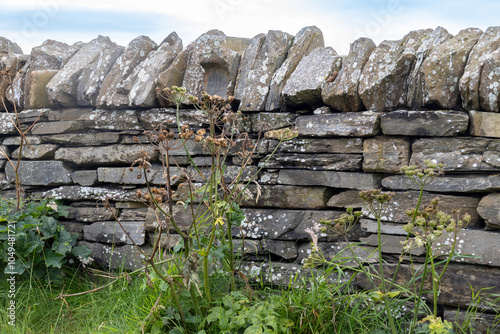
top-left (242, 185), bottom-right (333, 210)
top-left (47, 108), bottom-right (92, 121)
top-left (96, 35), bottom-right (158, 108)
top-left (297, 241), bottom-right (378, 265)
top-left (25, 70), bottom-right (58, 108)
top-left (322, 37), bottom-right (376, 112)
top-left (381, 110), bottom-right (469, 136)
top-left (43, 132), bottom-right (121, 146)
top-left (55, 145), bottom-right (159, 166)
top-left (232, 239), bottom-right (261, 255)
top-left (37, 185), bottom-right (139, 202)
top-left (0, 37), bottom-right (23, 54)
top-left (237, 112), bottom-right (297, 133)
top-left (478, 47), bottom-right (500, 112)
top-left (410, 137), bottom-right (500, 172)
top-left (296, 112), bottom-right (380, 137)
top-left (327, 190), bottom-right (364, 208)
top-left (0, 113), bottom-right (17, 134)
top-left (259, 153), bottom-right (362, 171)
top-left (283, 47), bottom-right (341, 107)
top-left (233, 33), bottom-right (266, 101)
top-left (5, 160), bottom-right (72, 186)
top-left (382, 174), bottom-right (500, 193)
top-left (416, 28), bottom-right (483, 109)
top-left (276, 138), bottom-right (363, 154)
top-left (236, 30), bottom-right (294, 111)
top-left (181, 30), bottom-right (249, 99)
top-left (278, 170), bottom-right (381, 190)
top-left (119, 208), bottom-right (148, 221)
top-left (265, 26), bottom-right (324, 111)
top-left (361, 234), bottom-right (425, 256)
top-left (84, 109), bottom-right (142, 131)
top-left (156, 47), bottom-right (190, 106)
top-left (82, 241), bottom-right (146, 270)
top-left (12, 144), bottom-right (58, 159)
top-left (444, 309), bottom-right (499, 333)
top-left (2, 136), bottom-right (42, 145)
top-left (470, 110), bottom-right (500, 138)
top-left (0, 144), bottom-right (10, 162)
top-left (477, 193), bottom-right (500, 230)
top-left (97, 166), bottom-right (183, 186)
top-left (128, 35), bottom-right (182, 108)
top-left (71, 170), bottom-right (98, 186)
top-left (261, 239), bottom-right (298, 260)
top-left (31, 120), bottom-right (86, 135)
top-left (139, 108), bottom-right (207, 129)
top-left (46, 36), bottom-right (124, 107)
top-left (359, 29), bottom-right (432, 111)
top-left (67, 206), bottom-right (114, 223)
top-left (362, 190), bottom-right (481, 226)
top-left (360, 219), bottom-right (409, 236)
top-left (363, 136), bottom-right (410, 173)
top-left (83, 221), bottom-right (145, 245)
top-left (1, 53), bottom-right (29, 111)
top-left (407, 27), bottom-right (453, 109)
top-left (460, 26), bottom-right (500, 111)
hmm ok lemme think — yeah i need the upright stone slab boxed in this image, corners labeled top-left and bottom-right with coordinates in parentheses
top-left (296, 112), bottom-right (380, 137)
top-left (236, 30), bottom-right (294, 111)
top-left (469, 110), bottom-right (500, 138)
top-left (479, 44), bottom-right (500, 112)
top-left (46, 36), bottom-right (124, 107)
top-left (283, 47), bottom-right (342, 107)
top-left (233, 33), bottom-right (266, 101)
top-left (460, 26), bottom-right (500, 112)
top-left (381, 110), bottom-right (469, 136)
top-left (96, 35), bottom-right (158, 108)
top-left (477, 193), bottom-right (500, 230)
top-left (156, 46), bottom-right (190, 106)
top-left (359, 29), bottom-right (431, 111)
top-left (265, 26), bottom-right (324, 111)
top-left (322, 37), bottom-right (376, 112)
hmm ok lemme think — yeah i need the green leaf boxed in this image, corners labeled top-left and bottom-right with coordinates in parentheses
top-left (52, 229), bottom-right (74, 255)
top-left (39, 216), bottom-right (58, 239)
top-left (72, 245), bottom-right (91, 260)
top-left (4, 259), bottom-right (26, 275)
top-left (44, 249), bottom-right (65, 268)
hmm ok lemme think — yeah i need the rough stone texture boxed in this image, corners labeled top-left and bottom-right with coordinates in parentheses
top-left (1, 53), bottom-right (29, 111)
top-left (327, 190), bottom-right (364, 208)
top-left (43, 132), bottom-right (121, 146)
top-left (296, 112), bottom-right (380, 137)
top-left (127, 33), bottom-right (183, 108)
top-left (381, 110), bottom-right (469, 136)
top-left (37, 186), bottom-right (139, 202)
top-left (359, 29), bottom-right (431, 111)
top-left (181, 30), bottom-right (249, 99)
top-left (0, 37), bottom-right (23, 54)
top-left (236, 30), bottom-right (294, 111)
top-left (444, 309), bottom-right (499, 333)
top-left (0, 113), bottom-right (17, 134)
top-left (362, 190), bottom-right (481, 226)
top-left (415, 28), bottom-right (483, 109)
top-left (25, 70), bottom-right (58, 108)
top-left (360, 234), bottom-right (425, 256)
top-left (139, 108), bottom-right (207, 129)
top-left (46, 36), bottom-right (124, 107)
top-left (297, 241), bottom-right (378, 265)
top-left (96, 35), bottom-right (158, 108)
top-left (237, 112), bottom-right (297, 133)
top-left (362, 136), bottom-right (410, 173)
top-left (82, 241), bottom-right (146, 271)
top-left (83, 221), bottom-right (145, 245)
top-left (98, 166), bottom-right (183, 186)
top-left (261, 239), bottom-right (298, 260)
top-left (410, 137), bottom-right (500, 172)
top-left (67, 206), bottom-right (114, 223)
top-left (322, 37), bottom-right (376, 112)
top-left (55, 145), bottom-right (158, 166)
top-left (407, 27), bottom-right (454, 109)
top-left (265, 26), bottom-right (324, 110)
top-left (360, 219), bottom-right (409, 236)
top-left (84, 109), bottom-right (142, 131)
top-left (259, 153), bottom-right (362, 171)
top-left (283, 47), bottom-right (341, 107)
top-left (382, 174), bottom-right (500, 193)
top-left (12, 144), bottom-right (58, 159)
top-left (71, 170), bottom-right (98, 186)
top-left (5, 160), bottom-right (72, 186)
top-left (277, 170), bottom-right (381, 190)
top-left (242, 185), bottom-right (333, 210)
top-left (469, 110), bottom-right (500, 138)
top-left (477, 193), bottom-right (500, 230)
top-left (156, 47), bottom-right (190, 106)
top-left (276, 138), bottom-right (363, 154)
top-left (460, 26), bottom-right (500, 112)
top-left (31, 120), bottom-right (86, 135)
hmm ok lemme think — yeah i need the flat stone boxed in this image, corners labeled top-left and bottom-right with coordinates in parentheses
top-left (242, 185), bottom-right (333, 210)
top-left (2, 136), bottom-right (42, 145)
top-left (477, 193), bottom-right (500, 230)
top-left (284, 47), bottom-right (341, 107)
top-left (469, 110), bottom-right (500, 138)
top-left (43, 132), bottom-right (121, 146)
top-left (381, 110), bottom-right (469, 136)
top-left (322, 37), bottom-right (376, 112)
top-left (150, 232), bottom-right (182, 250)
top-left (237, 112), bottom-right (297, 133)
top-left (84, 109), bottom-right (142, 131)
top-left (382, 174), bottom-right (500, 193)
top-left (360, 219), bottom-right (408, 236)
top-left (265, 26), bottom-right (324, 110)
top-left (259, 153), bottom-right (362, 171)
top-left (12, 144), bottom-right (58, 159)
top-left (460, 26), bottom-right (500, 111)
top-left (37, 185), bottom-right (139, 202)
top-left (139, 108), bottom-right (207, 129)
top-left (118, 208), bottom-right (148, 221)
top-left (82, 241), bottom-right (146, 271)
top-left (327, 190), bottom-right (364, 208)
top-left (47, 108), bottom-right (93, 121)
top-left (276, 138), bottom-right (363, 154)
top-left (31, 120), bottom-right (85, 135)
top-left (5, 160), bottom-right (72, 186)
top-left (362, 190), bottom-right (481, 227)
top-left (98, 166), bottom-right (183, 186)
top-left (278, 170), bottom-right (381, 190)
top-left (55, 145), bottom-right (159, 166)
top-left (71, 170), bottom-right (98, 186)
top-left (363, 136), bottom-right (411, 173)
top-left (60, 221), bottom-right (86, 239)
top-left (236, 30), bottom-right (294, 111)
top-left (25, 70), bottom-right (58, 108)
top-left (410, 137), bottom-right (500, 172)
top-left (67, 206), bottom-right (114, 222)
top-left (444, 309), bottom-right (499, 333)
top-left (360, 234), bottom-right (425, 256)
top-left (359, 29), bottom-right (432, 111)
top-left (297, 241), bottom-right (378, 266)
top-left (83, 221), bottom-right (145, 245)
top-left (261, 239), bottom-right (298, 260)
top-left (296, 112), bottom-right (380, 137)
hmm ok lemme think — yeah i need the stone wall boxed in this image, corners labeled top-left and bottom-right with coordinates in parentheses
top-left (1, 26), bottom-right (500, 312)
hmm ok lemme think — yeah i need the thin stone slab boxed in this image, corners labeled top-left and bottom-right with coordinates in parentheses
top-left (83, 221), bottom-right (145, 245)
top-left (241, 185), bottom-right (333, 210)
top-left (139, 108), bottom-right (207, 129)
top-left (71, 170), bottom-right (98, 186)
top-left (237, 112), bottom-right (297, 133)
top-left (42, 132), bottom-right (121, 146)
top-left (84, 109), bottom-right (142, 131)
top-left (54, 145), bottom-right (159, 166)
top-left (382, 174), bottom-right (500, 193)
top-left (363, 136), bottom-right (410, 173)
top-left (12, 144), bottom-right (58, 159)
top-left (259, 153), bottom-right (362, 171)
top-left (277, 170), bottom-right (381, 190)
top-left (381, 110), bottom-right (469, 136)
top-left (67, 206), bottom-right (114, 223)
top-left (31, 120), bottom-right (86, 135)
top-left (327, 190), bottom-right (364, 208)
top-left (37, 186), bottom-right (140, 202)
top-left (98, 166), bottom-right (184, 186)
top-left (469, 110), bottom-right (500, 138)
top-left (5, 160), bottom-right (72, 186)
top-left (81, 241), bottom-right (147, 271)
top-left (276, 138), bottom-right (363, 154)
top-left (261, 239), bottom-right (298, 260)
top-left (296, 112), bottom-right (380, 137)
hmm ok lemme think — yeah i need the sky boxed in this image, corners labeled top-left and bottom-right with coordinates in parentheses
top-left (0, 0), bottom-right (499, 55)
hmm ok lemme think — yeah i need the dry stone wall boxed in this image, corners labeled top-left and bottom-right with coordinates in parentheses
top-left (1, 26), bottom-right (500, 312)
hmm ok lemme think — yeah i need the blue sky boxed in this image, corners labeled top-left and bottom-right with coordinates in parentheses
top-left (0, 0), bottom-right (498, 55)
